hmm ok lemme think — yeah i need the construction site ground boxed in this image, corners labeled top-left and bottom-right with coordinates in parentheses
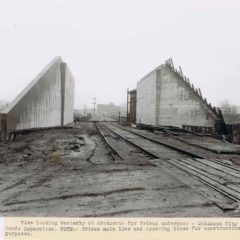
top-left (0, 122), bottom-right (240, 217)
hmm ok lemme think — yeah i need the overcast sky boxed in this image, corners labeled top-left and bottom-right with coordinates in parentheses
top-left (0, 0), bottom-right (240, 109)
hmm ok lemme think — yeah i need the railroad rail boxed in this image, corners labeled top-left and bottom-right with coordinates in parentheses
top-left (97, 121), bottom-right (240, 207)
top-left (96, 123), bottom-right (123, 161)
top-left (97, 122), bottom-right (158, 159)
top-left (96, 122), bottom-right (156, 167)
top-left (110, 122), bottom-right (240, 171)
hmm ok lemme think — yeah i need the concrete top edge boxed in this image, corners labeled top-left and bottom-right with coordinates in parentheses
top-left (2, 56), bottom-right (63, 114)
top-left (129, 89), bottom-right (136, 93)
top-left (138, 63), bottom-right (165, 84)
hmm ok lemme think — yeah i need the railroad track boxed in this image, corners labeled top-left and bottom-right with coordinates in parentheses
top-left (97, 122), bottom-right (157, 159)
top-left (97, 121), bottom-right (240, 207)
top-left (96, 122), bottom-right (155, 165)
top-left (109, 122), bottom-right (240, 171)
top-left (97, 122), bottom-right (123, 161)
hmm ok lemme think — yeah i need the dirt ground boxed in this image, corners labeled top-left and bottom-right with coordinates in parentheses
top-left (0, 123), bottom-right (239, 217)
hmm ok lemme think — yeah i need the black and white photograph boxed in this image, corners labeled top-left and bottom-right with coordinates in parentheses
top-left (0, 0), bottom-right (240, 220)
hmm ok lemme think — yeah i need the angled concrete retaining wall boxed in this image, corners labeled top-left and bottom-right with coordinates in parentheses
top-left (136, 60), bottom-right (220, 130)
top-left (0, 56), bottom-right (74, 138)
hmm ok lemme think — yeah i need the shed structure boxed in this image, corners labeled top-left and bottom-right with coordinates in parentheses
top-left (127, 89), bottom-right (137, 123)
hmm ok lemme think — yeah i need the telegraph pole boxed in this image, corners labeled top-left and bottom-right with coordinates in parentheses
top-left (84, 105), bottom-right (87, 116)
top-left (93, 97), bottom-right (96, 117)
top-left (126, 89), bottom-right (129, 122)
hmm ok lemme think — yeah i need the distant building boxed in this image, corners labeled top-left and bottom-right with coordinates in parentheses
top-left (220, 113), bottom-right (240, 144)
top-left (132, 58), bottom-right (226, 135)
top-left (226, 124), bottom-right (240, 144)
top-left (120, 103), bottom-right (127, 118)
top-left (97, 103), bottom-right (120, 119)
top-left (217, 103), bottom-right (240, 143)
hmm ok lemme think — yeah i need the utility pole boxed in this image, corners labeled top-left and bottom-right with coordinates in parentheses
top-left (126, 89), bottom-right (129, 122)
top-left (93, 97), bottom-right (96, 117)
top-left (84, 105), bottom-right (87, 116)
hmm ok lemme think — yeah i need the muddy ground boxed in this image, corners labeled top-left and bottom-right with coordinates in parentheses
top-left (0, 123), bottom-right (239, 217)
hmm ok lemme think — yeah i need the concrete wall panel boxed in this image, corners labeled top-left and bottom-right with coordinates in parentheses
top-left (1, 57), bottom-right (75, 132)
top-left (63, 64), bottom-right (75, 125)
top-left (136, 64), bottom-right (219, 129)
top-left (157, 66), bottom-right (218, 127)
top-left (136, 71), bottom-right (157, 125)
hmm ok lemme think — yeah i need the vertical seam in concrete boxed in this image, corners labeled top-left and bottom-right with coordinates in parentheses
top-left (60, 63), bottom-right (66, 126)
top-left (156, 70), bottom-right (162, 125)
top-left (0, 113), bottom-right (7, 141)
